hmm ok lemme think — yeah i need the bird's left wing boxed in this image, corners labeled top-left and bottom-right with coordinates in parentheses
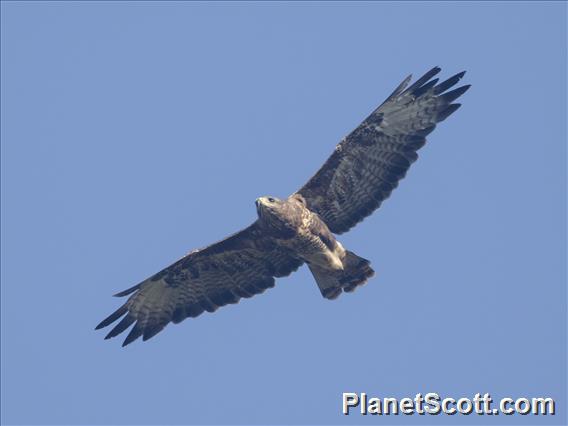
top-left (295, 67), bottom-right (470, 234)
top-left (96, 222), bottom-right (303, 346)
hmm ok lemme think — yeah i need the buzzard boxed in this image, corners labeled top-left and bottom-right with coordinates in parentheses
top-left (97, 67), bottom-right (470, 346)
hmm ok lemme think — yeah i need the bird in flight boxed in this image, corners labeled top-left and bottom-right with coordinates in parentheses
top-left (97, 67), bottom-right (470, 346)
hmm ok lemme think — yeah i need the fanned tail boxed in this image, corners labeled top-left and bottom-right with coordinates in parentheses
top-left (309, 251), bottom-right (375, 300)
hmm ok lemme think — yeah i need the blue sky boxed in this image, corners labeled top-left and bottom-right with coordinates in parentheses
top-left (1, 2), bottom-right (566, 425)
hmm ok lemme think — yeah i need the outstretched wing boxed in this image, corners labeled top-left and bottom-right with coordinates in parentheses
top-left (96, 222), bottom-right (303, 346)
top-left (295, 67), bottom-right (470, 234)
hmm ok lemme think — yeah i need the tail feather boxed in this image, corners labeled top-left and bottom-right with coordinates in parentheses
top-left (309, 251), bottom-right (375, 300)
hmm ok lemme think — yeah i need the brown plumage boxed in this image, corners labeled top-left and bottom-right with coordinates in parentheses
top-left (96, 67), bottom-right (470, 346)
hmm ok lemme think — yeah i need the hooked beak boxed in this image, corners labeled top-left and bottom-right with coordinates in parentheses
top-left (255, 198), bottom-right (263, 216)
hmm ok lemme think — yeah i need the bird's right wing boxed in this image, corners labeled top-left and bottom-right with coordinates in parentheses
top-left (96, 222), bottom-right (303, 346)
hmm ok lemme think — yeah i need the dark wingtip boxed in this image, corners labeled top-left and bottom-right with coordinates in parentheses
top-left (429, 66), bottom-right (442, 76)
top-left (437, 103), bottom-right (462, 122)
top-left (113, 283), bottom-right (141, 297)
top-left (95, 304), bottom-right (128, 330)
top-left (451, 70), bottom-right (466, 81)
top-left (433, 70), bottom-right (468, 95)
top-left (441, 84), bottom-right (471, 104)
top-left (413, 78), bottom-right (439, 97)
top-left (405, 66), bottom-right (442, 94)
top-left (142, 323), bottom-right (167, 342)
top-left (122, 323), bottom-right (143, 346)
top-left (104, 315), bottom-right (135, 340)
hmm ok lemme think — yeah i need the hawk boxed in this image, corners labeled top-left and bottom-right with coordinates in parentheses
top-left (97, 67), bottom-right (470, 346)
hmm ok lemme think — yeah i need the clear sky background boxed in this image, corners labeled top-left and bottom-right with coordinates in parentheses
top-left (1, 2), bottom-right (566, 425)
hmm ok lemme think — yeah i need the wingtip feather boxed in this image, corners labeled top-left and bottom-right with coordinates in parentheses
top-left (95, 304), bottom-right (128, 330)
top-left (113, 283), bottom-right (141, 297)
top-left (437, 103), bottom-right (462, 122)
top-left (122, 323), bottom-right (143, 346)
top-left (433, 71), bottom-right (468, 95)
top-left (405, 66), bottom-right (442, 95)
top-left (440, 84), bottom-right (471, 104)
top-left (104, 315), bottom-right (135, 340)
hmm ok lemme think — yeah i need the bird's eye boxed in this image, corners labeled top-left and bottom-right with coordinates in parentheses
top-left (268, 197), bottom-right (275, 203)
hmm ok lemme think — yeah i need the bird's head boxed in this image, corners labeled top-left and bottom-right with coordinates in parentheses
top-left (255, 196), bottom-right (282, 217)
top-left (255, 195), bottom-right (297, 234)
